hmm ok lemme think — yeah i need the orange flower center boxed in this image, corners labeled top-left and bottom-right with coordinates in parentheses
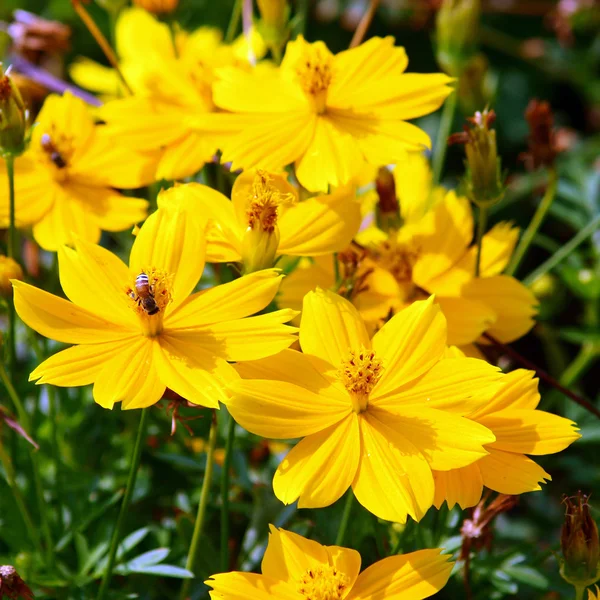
top-left (375, 240), bottom-right (419, 284)
top-left (295, 43), bottom-right (333, 114)
top-left (339, 347), bottom-right (383, 413)
top-left (126, 267), bottom-right (173, 337)
top-left (246, 170), bottom-right (295, 232)
top-left (296, 564), bottom-right (349, 600)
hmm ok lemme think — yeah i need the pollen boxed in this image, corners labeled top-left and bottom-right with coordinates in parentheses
top-left (126, 267), bottom-right (173, 336)
top-left (375, 240), bottom-right (420, 283)
top-left (246, 170), bottom-right (295, 232)
top-left (339, 347), bottom-right (383, 413)
top-left (296, 564), bottom-right (349, 600)
top-left (295, 42), bottom-right (334, 114)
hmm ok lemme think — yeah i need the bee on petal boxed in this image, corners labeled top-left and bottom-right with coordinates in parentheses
top-left (131, 272), bottom-right (159, 315)
top-left (40, 133), bottom-right (67, 169)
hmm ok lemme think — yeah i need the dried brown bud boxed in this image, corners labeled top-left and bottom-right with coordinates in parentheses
top-left (132, 0), bottom-right (179, 15)
top-left (9, 10), bottom-right (71, 60)
top-left (520, 99), bottom-right (561, 170)
top-left (560, 492), bottom-right (600, 588)
top-left (0, 565), bottom-right (34, 600)
top-left (375, 167), bottom-right (401, 232)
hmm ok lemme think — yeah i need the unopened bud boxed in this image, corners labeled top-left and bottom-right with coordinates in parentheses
top-left (256, 0), bottom-right (290, 62)
top-left (435, 0), bottom-right (480, 76)
top-left (0, 565), bottom-right (34, 600)
top-left (457, 54), bottom-right (497, 116)
top-left (0, 256), bottom-right (23, 297)
top-left (241, 224), bottom-right (280, 274)
top-left (520, 99), bottom-right (560, 170)
top-left (560, 492), bottom-right (600, 589)
top-left (0, 66), bottom-right (27, 157)
top-left (132, 0), bottom-right (179, 15)
top-left (449, 108), bottom-right (505, 207)
top-left (375, 167), bottom-right (401, 232)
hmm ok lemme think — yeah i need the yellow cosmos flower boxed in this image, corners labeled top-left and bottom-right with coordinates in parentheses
top-left (211, 36), bottom-right (453, 192)
top-left (177, 169), bottom-right (361, 273)
top-left (206, 526), bottom-right (453, 600)
top-left (228, 289), bottom-right (502, 523)
top-left (0, 91), bottom-right (154, 251)
top-left (81, 7), bottom-right (264, 180)
top-left (12, 188), bottom-right (298, 410)
top-left (279, 154), bottom-right (538, 348)
top-left (433, 364), bottom-right (580, 510)
top-left (589, 585), bottom-right (600, 600)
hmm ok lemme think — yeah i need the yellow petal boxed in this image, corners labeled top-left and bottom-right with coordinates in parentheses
top-left (277, 185), bottom-right (361, 257)
top-left (93, 337), bottom-right (165, 409)
top-left (393, 153), bottom-right (433, 225)
top-left (206, 572), bottom-right (300, 600)
top-left (478, 448), bottom-right (550, 495)
top-left (436, 296), bottom-right (497, 347)
top-left (227, 380), bottom-right (350, 439)
top-left (371, 296), bottom-right (446, 396)
top-left (13, 280), bottom-right (131, 344)
top-left (30, 338), bottom-right (137, 386)
top-left (273, 414), bottom-right (360, 508)
top-left (347, 549), bottom-right (453, 600)
top-left (178, 310), bottom-right (297, 362)
top-left (371, 357), bottom-right (502, 415)
top-left (129, 195), bottom-right (206, 311)
top-left (478, 409), bottom-right (580, 455)
top-left (433, 464), bottom-right (483, 510)
top-left (463, 275), bottom-right (538, 343)
top-left (300, 288), bottom-right (370, 367)
top-left (167, 270), bottom-right (284, 328)
top-left (69, 57), bottom-right (122, 96)
top-left (352, 413), bottom-right (433, 523)
top-left (479, 221), bottom-right (520, 276)
top-left (155, 132), bottom-right (215, 181)
top-left (370, 406), bottom-right (495, 471)
top-left (58, 241), bottom-right (135, 328)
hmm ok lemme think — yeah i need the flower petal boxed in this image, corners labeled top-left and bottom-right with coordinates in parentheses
top-left (206, 572), bottom-right (301, 600)
top-left (227, 380), bottom-right (350, 439)
top-left (167, 270), bottom-right (285, 328)
top-left (155, 131), bottom-right (215, 180)
top-left (352, 412), bottom-right (433, 523)
top-left (371, 296), bottom-right (446, 396)
top-left (347, 549), bottom-right (453, 600)
top-left (436, 296), bottom-right (496, 347)
top-left (13, 280), bottom-right (131, 344)
top-left (300, 288), bottom-right (371, 367)
top-left (371, 406), bottom-right (495, 471)
top-left (433, 464), bottom-right (483, 510)
top-left (478, 448), bottom-right (551, 495)
top-left (273, 414), bottom-right (360, 508)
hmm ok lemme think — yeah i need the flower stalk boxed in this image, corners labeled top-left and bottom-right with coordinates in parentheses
top-left (335, 491), bottom-right (354, 546)
top-left (220, 412), bottom-right (236, 572)
top-left (431, 89), bottom-right (457, 188)
top-left (474, 204), bottom-right (488, 277)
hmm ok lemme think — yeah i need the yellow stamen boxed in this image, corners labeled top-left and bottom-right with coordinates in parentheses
top-left (246, 170), bottom-right (295, 232)
top-left (296, 564), bottom-right (349, 600)
top-left (375, 240), bottom-right (420, 283)
top-left (126, 267), bottom-right (173, 337)
top-left (339, 347), bottom-right (383, 413)
top-left (295, 41), bottom-right (334, 114)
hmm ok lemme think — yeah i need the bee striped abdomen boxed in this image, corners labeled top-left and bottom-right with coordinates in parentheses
top-left (134, 272), bottom-right (160, 315)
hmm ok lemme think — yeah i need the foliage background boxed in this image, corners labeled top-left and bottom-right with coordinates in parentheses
top-left (0, 0), bottom-right (599, 598)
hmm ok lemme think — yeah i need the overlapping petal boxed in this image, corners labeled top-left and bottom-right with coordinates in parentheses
top-left (433, 464), bottom-right (484, 510)
top-left (206, 572), bottom-right (302, 600)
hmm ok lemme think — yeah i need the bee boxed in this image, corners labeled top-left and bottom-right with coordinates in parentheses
top-left (131, 272), bottom-right (160, 315)
top-left (40, 133), bottom-right (67, 169)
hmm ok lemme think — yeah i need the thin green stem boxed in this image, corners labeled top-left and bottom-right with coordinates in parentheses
top-left (574, 584), bottom-right (586, 600)
top-left (220, 413), bottom-right (236, 572)
top-left (523, 213), bottom-right (600, 286)
top-left (335, 491), bottom-right (354, 546)
top-left (506, 168), bottom-right (558, 276)
top-left (96, 408), bottom-right (149, 600)
top-left (293, 0), bottom-right (309, 38)
top-left (561, 344), bottom-right (598, 389)
top-left (474, 205), bottom-right (488, 277)
top-left (180, 411), bottom-right (218, 600)
top-left (225, 0), bottom-right (243, 43)
top-left (431, 90), bottom-right (457, 188)
top-left (333, 253), bottom-right (341, 288)
top-left (48, 385), bottom-right (64, 531)
top-left (0, 361), bottom-right (29, 432)
top-left (5, 154), bottom-right (17, 381)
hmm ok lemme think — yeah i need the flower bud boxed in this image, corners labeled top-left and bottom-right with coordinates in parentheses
top-left (0, 66), bottom-right (27, 157)
top-left (256, 0), bottom-right (290, 62)
top-left (375, 167), bottom-right (402, 232)
top-left (520, 99), bottom-right (560, 170)
top-left (449, 108), bottom-right (505, 207)
top-left (241, 223), bottom-right (280, 274)
top-left (132, 0), bottom-right (179, 15)
top-left (0, 565), bottom-right (34, 600)
top-left (0, 255), bottom-right (23, 297)
top-left (435, 0), bottom-right (480, 76)
top-left (560, 492), bottom-right (600, 589)
top-left (457, 54), bottom-right (497, 116)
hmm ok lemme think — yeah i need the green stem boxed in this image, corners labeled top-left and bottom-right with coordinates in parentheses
top-left (574, 584), bottom-right (586, 600)
top-left (523, 213), bottom-right (600, 286)
top-left (0, 361), bottom-right (27, 426)
top-left (506, 168), bottom-right (558, 276)
top-left (333, 252), bottom-right (341, 288)
top-left (96, 408), bottom-right (149, 600)
top-left (293, 0), bottom-right (310, 38)
top-left (225, 0), bottom-right (243, 43)
top-left (48, 386), bottom-right (64, 531)
top-left (474, 204), bottom-right (488, 277)
top-left (220, 412), bottom-right (236, 572)
top-left (561, 344), bottom-right (598, 388)
top-left (431, 89), bottom-right (457, 188)
top-left (335, 491), bottom-right (354, 546)
top-left (5, 154), bottom-right (17, 381)
top-left (180, 411), bottom-right (218, 600)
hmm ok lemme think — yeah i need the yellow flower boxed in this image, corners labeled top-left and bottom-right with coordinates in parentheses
top-left (211, 36), bottom-right (453, 192)
top-left (433, 363), bottom-right (580, 510)
top-left (0, 255), bottom-right (23, 297)
top-left (228, 289), bottom-right (501, 523)
top-left (178, 169), bottom-right (361, 273)
top-left (12, 187), bottom-right (298, 410)
top-left (590, 585), bottom-right (600, 600)
top-left (0, 91), bottom-right (155, 251)
top-left (206, 526), bottom-right (453, 599)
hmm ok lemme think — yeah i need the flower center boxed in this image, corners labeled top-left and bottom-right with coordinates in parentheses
top-left (246, 170), bottom-right (295, 232)
top-left (126, 267), bottom-right (173, 337)
top-left (39, 127), bottom-right (74, 178)
top-left (375, 240), bottom-right (420, 284)
top-left (339, 347), bottom-right (383, 413)
top-left (296, 564), bottom-right (349, 600)
top-left (295, 42), bottom-right (333, 114)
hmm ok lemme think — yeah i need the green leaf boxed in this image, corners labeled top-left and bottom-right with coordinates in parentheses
top-left (503, 564), bottom-right (549, 589)
top-left (558, 327), bottom-right (600, 345)
top-left (126, 548), bottom-right (170, 569)
top-left (115, 563), bottom-right (194, 578)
